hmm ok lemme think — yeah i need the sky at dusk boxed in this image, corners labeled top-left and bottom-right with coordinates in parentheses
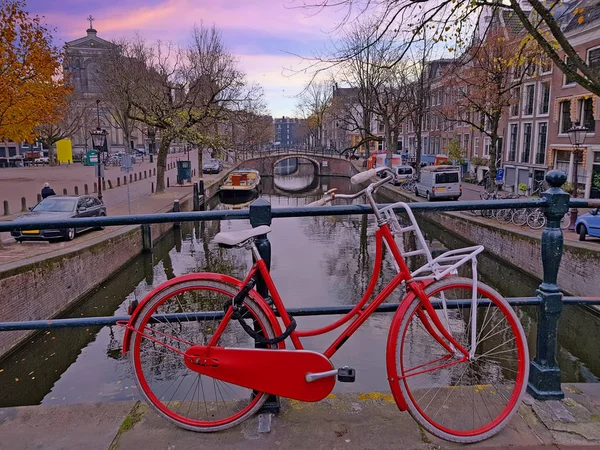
top-left (26, 0), bottom-right (351, 118)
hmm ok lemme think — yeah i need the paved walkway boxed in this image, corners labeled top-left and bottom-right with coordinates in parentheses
top-left (0, 152), bottom-right (233, 270)
top-left (1, 384), bottom-right (599, 450)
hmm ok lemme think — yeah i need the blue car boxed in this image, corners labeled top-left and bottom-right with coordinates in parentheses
top-left (575, 207), bottom-right (600, 241)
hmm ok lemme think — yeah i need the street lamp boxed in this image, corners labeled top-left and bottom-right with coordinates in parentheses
top-left (566, 123), bottom-right (588, 230)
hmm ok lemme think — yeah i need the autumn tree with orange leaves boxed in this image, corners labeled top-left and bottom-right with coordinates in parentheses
top-left (0, 0), bottom-right (70, 142)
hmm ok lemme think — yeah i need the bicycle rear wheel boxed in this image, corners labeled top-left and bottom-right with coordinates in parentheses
top-left (390, 278), bottom-right (528, 443)
top-left (128, 277), bottom-right (278, 432)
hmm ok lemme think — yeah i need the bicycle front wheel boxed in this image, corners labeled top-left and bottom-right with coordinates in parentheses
top-left (128, 277), bottom-right (278, 432)
top-left (392, 277), bottom-right (529, 443)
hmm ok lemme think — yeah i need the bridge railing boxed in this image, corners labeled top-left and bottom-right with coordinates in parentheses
top-left (234, 146), bottom-right (347, 161)
top-left (0, 170), bottom-right (599, 403)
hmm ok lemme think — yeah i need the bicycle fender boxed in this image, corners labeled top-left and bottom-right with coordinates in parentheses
top-left (122, 272), bottom-right (284, 353)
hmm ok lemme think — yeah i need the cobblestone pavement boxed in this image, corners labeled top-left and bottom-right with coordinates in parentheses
top-left (1, 385), bottom-right (600, 450)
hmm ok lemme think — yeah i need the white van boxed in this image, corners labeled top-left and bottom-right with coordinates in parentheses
top-left (391, 166), bottom-right (415, 186)
top-left (415, 166), bottom-right (462, 201)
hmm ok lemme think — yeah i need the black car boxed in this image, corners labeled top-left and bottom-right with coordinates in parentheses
top-left (11, 195), bottom-right (107, 242)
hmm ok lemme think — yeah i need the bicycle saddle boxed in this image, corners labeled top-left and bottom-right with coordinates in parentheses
top-left (213, 225), bottom-right (271, 247)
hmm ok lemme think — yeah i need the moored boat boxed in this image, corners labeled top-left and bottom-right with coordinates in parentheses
top-left (220, 169), bottom-right (261, 193)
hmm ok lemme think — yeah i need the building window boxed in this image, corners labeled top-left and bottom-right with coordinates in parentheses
top-left (589, 47), bottom-right (600, 75)
top-left (474, 137), bottom-right (480, 156)
top-left (463, 134), bottom-right (469, 154)
top-left (536, 122), bottom-right (547, 165)
top-left (509, 124), bottom-right (518, 161)
top-left (580, 97), bottom-right (596, 132)
top-left (560, 100), bottom-right (572, 134)
top-left (524, 84), bottom-right (535, 116)
top-left (378, 121), bottom-right (384, 133)
top-left (511, 87), bottom-right (520, 117)
top-left (564, 56), bottom-right (577, 85)
top-left (540, 55), bottom-right (552, 74)
top-left (378, 140), bottom-right (383, 151)
top-left (539, 82), bottom-right (550, 115)
top-left (484, 138), bottom-right (491, 157)
top-left (521, 123), bottom-right (532, 163)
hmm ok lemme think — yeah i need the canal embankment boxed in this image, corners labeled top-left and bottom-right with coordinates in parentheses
top-left (371, 173), bottom-right (600, 299)
top-left (0, 173), bottom-right (228, 358)
top-left (1, 384), bottom-right (599, 450)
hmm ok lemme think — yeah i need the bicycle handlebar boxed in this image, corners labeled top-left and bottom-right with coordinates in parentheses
top-left (308, 168), bottom-right (394, 207)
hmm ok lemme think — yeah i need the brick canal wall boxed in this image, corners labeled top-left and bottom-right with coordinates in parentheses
top-left (378, 184), bottom-right (600, 297)
top-left (0, 195), bottom-right (195, 358)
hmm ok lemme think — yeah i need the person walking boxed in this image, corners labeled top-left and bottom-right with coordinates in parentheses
top-left (41, 182), bottom-right (56, 199)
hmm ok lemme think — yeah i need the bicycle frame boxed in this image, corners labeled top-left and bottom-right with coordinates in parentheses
top-left (227, 221), bottom-right (470, 361)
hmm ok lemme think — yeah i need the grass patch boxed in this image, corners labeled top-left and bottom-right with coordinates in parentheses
top-left (109, 401), bottom-right (144, 450)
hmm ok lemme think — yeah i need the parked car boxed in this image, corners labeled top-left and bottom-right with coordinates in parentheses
top-left (11, 195), bottom-right (107, 242)
top-left (415, 165), bottom-right (462, 201)
top-left (33, 157), bottom-right (49, 165)
top-left (203, 159), bottom-right (223, 174)
top-left (135, 148), bottom-right (146, 155)
top-left (575, 207), bottom-right (600, 241)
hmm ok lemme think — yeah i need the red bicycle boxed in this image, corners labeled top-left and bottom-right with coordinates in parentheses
top-left (121, 167), bottom-right (529, 443)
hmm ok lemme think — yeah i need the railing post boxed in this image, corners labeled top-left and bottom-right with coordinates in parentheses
top-left (193, 183), bottom-right (200, 211)
top-left (172, 199), bottom-right (180, 228)
top-left (141, 224), bottom-right (152, 252)
top-left (199, 180), bottom-right (205, 211)
top-left (248, 198), bottom-right (279, 414)
top-left (527, 170), bottom-right (570, 400)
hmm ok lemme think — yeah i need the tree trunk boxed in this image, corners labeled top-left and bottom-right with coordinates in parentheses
top-left (155, 137), bottom-right (171, 193)
top-left (197, 147), bottom-right (203, 178)
top-left (385, 120), bottom-right (394, 168)
top-left (47, 144), bottom-right (56, 166)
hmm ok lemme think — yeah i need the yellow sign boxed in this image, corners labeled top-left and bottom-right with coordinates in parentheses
top-left (56, 139), bottom-right (73, 163)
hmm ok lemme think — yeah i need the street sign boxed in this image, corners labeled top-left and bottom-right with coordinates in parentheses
top-left (94, 163), bottom-right (105, 177)
top-left (496, 168), bottom-right (505, 181)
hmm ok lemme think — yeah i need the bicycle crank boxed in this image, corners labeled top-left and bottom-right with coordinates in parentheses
top-left (184, 345), bottom-right (336, 402)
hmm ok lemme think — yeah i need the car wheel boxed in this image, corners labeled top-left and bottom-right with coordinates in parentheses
top-left (426, 191), bottom-right (431, 201)
top-left (64, 228), bottom-right (75, 241)
top-left (15, 238), bottom-right (22, 243)
top-left (95, 213), bottom-right (106, 230)
top-left (579, 225), bottom-right (587, 241)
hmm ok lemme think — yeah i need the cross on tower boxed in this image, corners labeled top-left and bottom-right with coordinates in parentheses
top-left (87, 15), bottom-right (95, 30)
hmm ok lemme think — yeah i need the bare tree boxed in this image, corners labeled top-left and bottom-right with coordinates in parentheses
top-left (97, 39), bottom-right (140, 155)
top-left (36, 92), bottom-right (91, 165)
top-left (295, 80), bottom-right (333, 148)
top-left (303, 0), bottom-right (600, 97)
top-left (106, 25), bottom-right (262, 192)
top-left (438, 26), bottom-right (535, 185)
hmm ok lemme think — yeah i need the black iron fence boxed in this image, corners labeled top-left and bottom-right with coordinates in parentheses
top-left (0, 170), bottom-right (599, 403)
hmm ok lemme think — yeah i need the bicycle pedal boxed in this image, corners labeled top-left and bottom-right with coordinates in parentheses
top-left (337, 366), bottom-right (356, 383)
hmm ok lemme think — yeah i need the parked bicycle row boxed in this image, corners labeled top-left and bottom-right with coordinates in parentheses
top-left (469, 191), bottom-right (571, 230)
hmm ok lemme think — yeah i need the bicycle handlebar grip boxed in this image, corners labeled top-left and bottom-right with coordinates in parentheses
top-left (307, 196), bottom-right (330, 207)
top-left (351, 169), bottom-right (377, 185)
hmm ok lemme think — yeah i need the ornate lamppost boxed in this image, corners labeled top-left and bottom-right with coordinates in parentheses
top-left (90, 99), bottom-right (108, 202)
top-left (566, 123), bottom-right (588, 230)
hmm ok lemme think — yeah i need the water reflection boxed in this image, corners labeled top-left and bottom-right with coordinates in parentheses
top-left (0, 172), bottom-right (598, 408)
top-left (274, 159), bottom-right (318, 193)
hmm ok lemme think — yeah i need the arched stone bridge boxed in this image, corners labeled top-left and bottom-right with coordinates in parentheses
top-left (239, 150), bottom-right (358, 177)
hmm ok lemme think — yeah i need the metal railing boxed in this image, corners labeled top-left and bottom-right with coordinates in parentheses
top-left (0, 169), bottom-right (599, 403)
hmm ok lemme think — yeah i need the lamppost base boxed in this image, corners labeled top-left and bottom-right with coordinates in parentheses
top-left (568, 207), bottom-right (578, 231)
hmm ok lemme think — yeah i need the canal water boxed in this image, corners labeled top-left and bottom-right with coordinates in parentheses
top-left (0, 160), bottom-right (598, 408)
